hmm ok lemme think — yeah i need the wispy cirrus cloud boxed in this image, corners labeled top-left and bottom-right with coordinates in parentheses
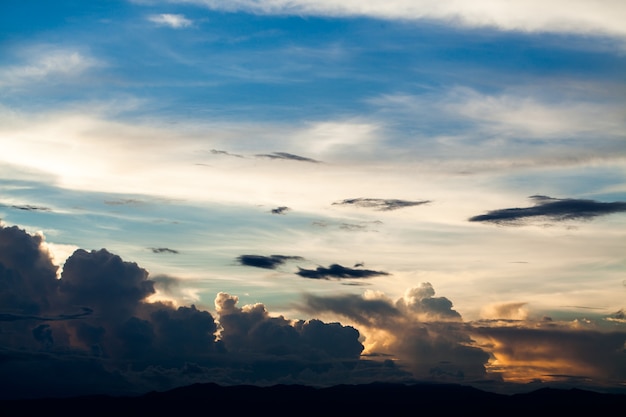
top-left (256, 152), bottom-right (321, 163)
top-left (0, 48), bottom-right (99, 88)
top-left (160, 0), bottom-right (626, 39)
top-left (469, 195), bottom-right (626, 225)
top-left (332, 198), bottom-right (430, 211)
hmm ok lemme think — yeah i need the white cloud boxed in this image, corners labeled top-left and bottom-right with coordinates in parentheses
top-left (0, 48), bottom-right (98, 88)
top-left (446, 88), bottom-right (626, 139)
top-left (165, 0), bottom-right (626, 39)
top-left (148, 13), bottom-right (193, 28)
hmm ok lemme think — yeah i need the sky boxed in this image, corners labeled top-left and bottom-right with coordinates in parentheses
top-left (0, 0), bottom-right (625, 399)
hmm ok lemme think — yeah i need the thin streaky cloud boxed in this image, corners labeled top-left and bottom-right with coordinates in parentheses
top-left (0, 49), bottom-right (98, 88)
top-left (333, 198), bottom-right (430, 211)
top-left (210, 149), bottom-right (244, 158)
top-left (296, 264), bottom-right (389, 280)
top-left (237, 254), bottom-right (304, 269)
top-left (469, 195), bottom-right (626, 224)
top-left (256, 152), bottom-right (321, 163)
top-left (167, 0), bottom-right (626, 39)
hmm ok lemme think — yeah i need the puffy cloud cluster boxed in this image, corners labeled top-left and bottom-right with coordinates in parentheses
top-left (303, 283), bottom-right (486, 381)
top-left (0, 225), bottom-right (368, 398)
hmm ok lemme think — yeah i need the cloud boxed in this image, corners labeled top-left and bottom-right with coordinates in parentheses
top-left (210, 149), bottom-right (244, 158)
top-left (302, 285), bottom-right (487, 380)
top-left (1, 204), bottom-right (52, 212)
top-left (148, 13), bottom-right (193, 28)
top-left (332, 198), bottom-right (430, 211)
top-left (271, 206), bottom-right (290, 215)
top-left (472, 325), bottom-right (626, 384)
top-left (215, 292), bottom-right (364, 359)
top-left (0, 225), bottom-right (59, 316)
top-left (150, 247), bottom-right (179, 254)
top-left (0, 308), bottom-right (93, 323)
top-left (256, 152), bottom-right (321, 163)
top-left (237, 254), bottom-right (304, 270)
top-left (480, 302), bottom-right (529, 320)
top-left (0, 48), bottom-right (99, 88)
top-left (469, 195), bottom-right (626, 225)
top-left (1, 224), bottom-right (624, 398)
top-left (172, 0), bottom-right (626, 39)
top-left (104, 199), bottom-right (144, 206)
top-left (0, 224), bottom-right (378, 398)
top-left (296, 264), bottom-right (389, 280)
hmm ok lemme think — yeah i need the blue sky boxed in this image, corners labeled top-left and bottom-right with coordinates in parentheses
top-left (0, 0), bottom-right (625, 398)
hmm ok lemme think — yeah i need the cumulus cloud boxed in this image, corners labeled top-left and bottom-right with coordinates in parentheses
top-left (332, 198), bottom-right (430, 211)
top-left (236, 254), bottom-right (304, 270)
top-left (148, 13), bottom-right (193, 28)
top-left (0, 224), bottom-right (375, 398)
top-left (215, 292), bottom-right (363, 359)
top-left (302, 284), bottom-right (485, 380)
top-left (256, 152), bottom-right (321, 163)
top-left (296, 264), bottom-right (389, 280)
top-left (174, 0), bottom-right (626, 39)
top-left (469, 195), bottom-right (626, 225)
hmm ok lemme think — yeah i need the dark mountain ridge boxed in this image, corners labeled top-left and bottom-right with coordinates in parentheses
top-left (2, 381), bottom-right (625, 416)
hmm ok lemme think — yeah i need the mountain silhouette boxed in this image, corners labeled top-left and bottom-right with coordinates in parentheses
top-left (2, 382), bottom-right (625, 417)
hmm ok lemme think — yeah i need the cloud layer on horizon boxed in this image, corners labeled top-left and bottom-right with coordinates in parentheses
top-left (1, 224), bottom-right (623, 398)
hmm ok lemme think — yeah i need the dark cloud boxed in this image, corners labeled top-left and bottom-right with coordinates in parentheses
top-left (59, 248), bottom-right (155, 318)
top-left (469, 195), bottom-right (626, 225)
top-left (271, 206), bottom-right (290, 215)
top-left (0, 225), bottom-right (59, 315)
top-left (237, 254), bottom-right (304, 270)
top-left (303, 293), bottom-right (402, 327)
top-left (256, 152), bottom-right (321, 163)
top-left (215, 292), bottom-right (363, 359)
top-left (296, 264), bottom-right (389, 280)
top-left (332, 198), bottom-right (430, 211)
top-left (210, 149), bottom-right (243, 158)
top-left (0, 224), bottom-right (379, 399)
top-left (0, 308), bottom-right (92, 322)
top-left (150, 247), bottom-right (179, 254)
top-left (8, 204), bottom-right (52, 212)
